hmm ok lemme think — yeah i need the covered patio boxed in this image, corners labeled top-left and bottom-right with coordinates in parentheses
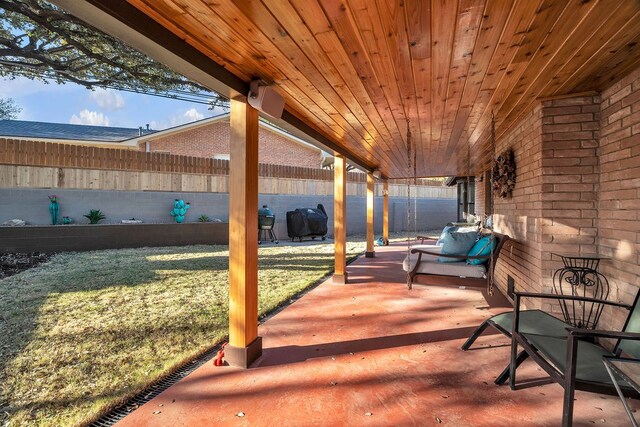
top-left (46, 0), bottom-right (640, 425)
top-left (114, 242), bottom-right (636, 426)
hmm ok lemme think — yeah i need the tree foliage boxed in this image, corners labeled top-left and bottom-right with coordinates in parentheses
top-left (0, 97), bottom-right (22, 120)
top-left (0, 0), bottom-right (225, 106)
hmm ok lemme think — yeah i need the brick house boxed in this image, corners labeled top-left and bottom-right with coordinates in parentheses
top-left (131, 113), bottom-right (323, 168)
top-left (459, 69), bottom-right (640, 332)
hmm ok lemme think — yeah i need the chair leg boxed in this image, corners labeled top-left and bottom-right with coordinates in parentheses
top-left (562, 334), bottom-right (579, 427)
top-left (508, 340), bottom-right (524, 390)
top-left (562, 382), bottom-right (575, 427)
top-left (495, 350), bottom-right (528, 385)
top-left (461, 319), bottom-right (492, 350)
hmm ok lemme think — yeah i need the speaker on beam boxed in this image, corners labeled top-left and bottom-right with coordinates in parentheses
top-left (248, 80), bottom-right (285, 119)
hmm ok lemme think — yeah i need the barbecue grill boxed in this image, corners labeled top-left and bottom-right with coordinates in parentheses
top-left (258, 205), bottom-right (278, 244)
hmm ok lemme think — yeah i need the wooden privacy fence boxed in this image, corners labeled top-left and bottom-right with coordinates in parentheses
top-left (0, 138), bottom-right (445, 185)
top-left (0, 139), bottom-right (454, 197)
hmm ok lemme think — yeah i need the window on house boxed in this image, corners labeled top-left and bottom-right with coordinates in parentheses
top-left (213, 154), bottom-right (230, 161)
top-left (457, 177), bottom-right (475, 222)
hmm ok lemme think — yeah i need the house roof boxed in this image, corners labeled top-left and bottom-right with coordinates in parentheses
top-left (0, 120), bottom-right (155, 142)
top-left (131, 113), bottom-right (323, 154)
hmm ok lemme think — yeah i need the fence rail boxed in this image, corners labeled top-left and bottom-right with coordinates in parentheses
top-left (0, 138), bottom-right (445, 186)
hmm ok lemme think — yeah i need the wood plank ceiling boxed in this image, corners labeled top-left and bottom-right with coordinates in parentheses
top-left (127, 0), bottom-right (640, 178)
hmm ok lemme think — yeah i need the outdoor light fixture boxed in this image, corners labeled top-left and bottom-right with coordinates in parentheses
top-left (372, 169), bottom-right (382, 179)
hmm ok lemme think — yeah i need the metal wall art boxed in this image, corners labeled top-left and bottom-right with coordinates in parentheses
top-left (491, 149), bottom-right (515, 198)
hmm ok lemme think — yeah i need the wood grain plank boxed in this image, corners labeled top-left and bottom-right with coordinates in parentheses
top-left (438, 0), bottom-right (485, 166)
top-left (446, 0), bottom-right (514, 161)
top-left (430, 0), bottom-right (459, 170)
top-left (256, 0), bottom-right (405, 174)
top-left (405, 0), bottom-right (432, 176)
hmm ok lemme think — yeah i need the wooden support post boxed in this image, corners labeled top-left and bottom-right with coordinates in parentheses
top-left (226, 98), bottom-right (261, 368)
top-left (366, 172), bottom-right (375, 258)
top-left (333, 153), bottom-right (347, 284)
top-left (383, 180), bottom-right (389, 245)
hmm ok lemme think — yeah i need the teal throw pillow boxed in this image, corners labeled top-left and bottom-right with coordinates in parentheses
top-left (438, 231), bottom-right (478, 263)
top-left (436, 225), bottom-right (458, 246)
top-left (467, 236), bottom-right (495, 265)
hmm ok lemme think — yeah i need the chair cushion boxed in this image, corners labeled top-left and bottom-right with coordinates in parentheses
top-left (467, 235), bottom-right (495, 265)
top-left (524, 334), bottom-right (615, 385)
top-left (439, 231), bottom-right (478, 263)
top-left (489, 310), bottom-right (570, 337)
top-left (618, 298), bottom-right (640, 358)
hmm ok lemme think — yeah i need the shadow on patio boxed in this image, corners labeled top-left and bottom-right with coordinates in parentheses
top-left (116, 242), bottom-right (637, 426)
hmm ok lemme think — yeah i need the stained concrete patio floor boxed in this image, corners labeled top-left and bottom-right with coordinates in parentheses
top-left (116, 242), bottom-right (638, 426)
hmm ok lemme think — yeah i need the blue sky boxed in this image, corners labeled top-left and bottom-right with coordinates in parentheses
top-left (0, 76), bottom-right (227, 130)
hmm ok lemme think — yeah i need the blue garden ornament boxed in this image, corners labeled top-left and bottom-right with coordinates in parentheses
top-left (48, 195), bottom-right (59, 225)
top-left (170, 199), bottom-right (190, 223)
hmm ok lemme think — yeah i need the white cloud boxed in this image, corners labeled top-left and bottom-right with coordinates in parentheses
top-left (143, 109), bottom-right (208, 130)
top-left (89, 88), bottom-right (125, 111)
top-left (70, 109), bottom-right (110, 126)
top-left (0, 76), bottom-right (74, 97)
top-left (167, 108), bottom-right (205, 128)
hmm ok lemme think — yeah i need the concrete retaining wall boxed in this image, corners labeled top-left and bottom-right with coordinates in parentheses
top-left (0, 188), bottom-right (456, 248)
top-left (0, 222), bottom-right (229, 253)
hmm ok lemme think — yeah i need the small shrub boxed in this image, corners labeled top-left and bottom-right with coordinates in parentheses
top-left (84, 209), bottom-right (106, 224)
top-left (198, 214), bottom-right (209, 223)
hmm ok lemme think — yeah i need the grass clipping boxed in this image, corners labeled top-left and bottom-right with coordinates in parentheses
top-left (0, 241), bottom-right (364, 426)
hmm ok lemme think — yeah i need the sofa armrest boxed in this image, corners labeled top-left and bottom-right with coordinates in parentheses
top-left (410, 248), bottom-right (489, 261)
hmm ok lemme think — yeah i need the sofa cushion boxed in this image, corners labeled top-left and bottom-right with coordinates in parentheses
top-left (414, 261), bottom-right (486, 278)
top-left (402, 245), bottom-right (441, 272)
top-left (403, 245), bottom-right (486, 278)
top-left (467, 235), bottom-right (495, 265)
top-left (439, 231), bottom-right (478, 263)
top-left (436, 225), bottom-right (478, 245)
top-left (435, 225), bottom-right (457, 246)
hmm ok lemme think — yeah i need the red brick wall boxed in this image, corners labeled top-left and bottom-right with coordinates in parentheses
top-left (142, 118), bottom-right (322, 168)
top-left (598, 66), bottom-right (640, 329)
top-left (539, 95), bottom-right (601, 302)
top-left (475, 68), bottom-right (640, 322)
top-left (488, 105), bottom-right (544, 299)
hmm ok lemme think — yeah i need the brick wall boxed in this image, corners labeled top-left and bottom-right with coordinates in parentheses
top-left (598, 66), bottom-right (640, 329)
top-left (539, 95), bottom-right (601, 300)
top-left (489, 105), bottom-right (544, 300)
top-left (476, 67), bottom-right (640, 322)
top-left (143, 118), bottom-right (322, 168)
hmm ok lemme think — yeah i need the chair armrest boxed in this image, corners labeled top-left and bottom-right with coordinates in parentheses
top-left (514, 291), bottom-right (632, 309)
top-left (568, 328), bottom-right (640, 340)
top-left (416, 234), bottom-right (433, 243)
top-left (409, 248), bottom-right (489, 260)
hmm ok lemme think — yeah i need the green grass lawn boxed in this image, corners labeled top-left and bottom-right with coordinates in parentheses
top-left (0, 241), bottom-right (367, 427)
